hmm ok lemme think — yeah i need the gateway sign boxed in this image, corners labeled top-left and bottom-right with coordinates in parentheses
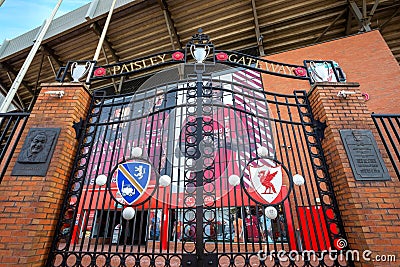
top-left (56, 50), bottom-right (311, 83)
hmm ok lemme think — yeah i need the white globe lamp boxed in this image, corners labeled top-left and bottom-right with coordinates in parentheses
top-left (122, 207), bottom-right (136, 220)
top-left (293, 174), bottom-right (305, 186)
top-left (265, 206), bottom-right (278, 220)
top-left (95, 174), bottom-right (107, 186)
top-left (228, 174), bottom-right (240, 186)
top-left (132, 147), bottom-right (143, 158)
top-left (257, 146), bottom-right (269, 158)
top-left (159, 175), bottom-right (171, 187)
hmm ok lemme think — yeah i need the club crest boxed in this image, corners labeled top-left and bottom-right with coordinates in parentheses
top-left (249, 164), bottom-right (283, 203)
top-left (115, 160), bottom-right (151, 205)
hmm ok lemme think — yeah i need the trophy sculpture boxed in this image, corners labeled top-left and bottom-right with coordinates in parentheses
top-left (70, 61), bottom-right (91, 82)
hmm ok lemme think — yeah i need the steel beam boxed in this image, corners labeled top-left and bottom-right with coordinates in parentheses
top-left (90, 22), bottom-right (120, 62)
top-left (379, 6), bottom-right (400, 32)
top-left (157, 0), bottom-right (182, 50)
top-left (0, 62), bottom-right (34, 96)
top-left (348, 0), bottom-right (371, 32)
top-left (366, 0), bottom-right (380, 24)
top-left (251, 0), bottom-right (264, 56)
top-left (40, 44), bottom-right (63, 67)
top-left (315, 9), bottom-right (347, 43)
top-left (0, 80), bottom-right (24, 110)
top-left (345, 6), bottom-right (353, 35)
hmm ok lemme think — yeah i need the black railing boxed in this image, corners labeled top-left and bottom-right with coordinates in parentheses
top-left (0, 112), bottom-right (30, 183)
top-left (372, 114), bottom-right (400, 179)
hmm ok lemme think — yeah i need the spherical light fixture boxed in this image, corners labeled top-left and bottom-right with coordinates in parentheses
top-left (265, 206), bottom-right (278, 220)
top-left (122, 207), bottom-right (135, 220)
top-left (257, 146), bottom-right (269, 158)
top-left (228, 174), bottom-right (240, 186)
top-left (95, 174), bottom-right (107, 186)
top-left (293, 174), bottom-right (305, 186)
top-left (159, 175), bottom-right (172, 187)
top-left (132, 147), bottom-right (143, 158)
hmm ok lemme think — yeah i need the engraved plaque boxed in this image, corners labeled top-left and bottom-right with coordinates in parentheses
top-left (12, 128), bottom-right (60, 176)
top-left (340, 129), bottom-right (390, 181)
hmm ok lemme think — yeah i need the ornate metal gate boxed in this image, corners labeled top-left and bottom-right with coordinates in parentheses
top-left (48, 33), bottom-right (349, 267)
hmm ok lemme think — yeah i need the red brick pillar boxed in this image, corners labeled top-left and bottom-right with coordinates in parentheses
top-left (0, 83), bottom-right (91, 267)
top-left (308, 82), bottom-right (400, 267)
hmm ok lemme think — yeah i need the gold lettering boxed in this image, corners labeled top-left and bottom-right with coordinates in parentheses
top-left (271, 63), bottom-right (280, 73)
top-left (285, 66), bottom-right (295, 74)
top-left (255, 60), bottom-right (262, 69)
top-left (264, 62), bottom-right (271, 71)
top-left (228, 54), bottom-right (238, 62)
top-left (121, 64), bottom-right (130, 73)
top-left (150, 57), bottom-right (157, 66)
top-left (129, 63), bottom-right (135, 72)
top-left (236, 56), bottom-right (246, 65)
top-left (247, 57), bottom-right (256, 66)
top-left (142, 59), bottom-right (147, 68)
top-left (134, 61), bottom-right (142, 70)
top-left (278, 65), bottom-right (286, 74)
top-left (113, 65), bottom-right (121, 75)
top-left (157, 54), bottom-right (166, 63)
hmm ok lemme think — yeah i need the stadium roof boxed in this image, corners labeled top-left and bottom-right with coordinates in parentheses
top-left (0, 0), bottom-right (399, 111)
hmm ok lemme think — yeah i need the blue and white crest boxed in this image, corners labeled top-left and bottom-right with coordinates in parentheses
top-left (116, 160), bottom-right (151, 205)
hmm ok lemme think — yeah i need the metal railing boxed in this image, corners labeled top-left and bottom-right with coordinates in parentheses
top-left (0, 112), bottom-right (30, 183)
top-left (372, 114), bottom-right (400, 180)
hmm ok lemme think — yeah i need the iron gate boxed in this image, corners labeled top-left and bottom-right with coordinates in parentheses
top-left (372, 114), bottom-right (400, 179)
top-left (47, 63), bottom-right (349, 267)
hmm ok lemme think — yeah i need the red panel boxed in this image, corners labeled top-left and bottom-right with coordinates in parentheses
top-left (297, 206), bottom-right (330, 250)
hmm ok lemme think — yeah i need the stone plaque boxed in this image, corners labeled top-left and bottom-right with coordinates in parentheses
top-left (12, 128), bottom-right (60, 176)
top-left (340, 129), bottom-right (390, 181)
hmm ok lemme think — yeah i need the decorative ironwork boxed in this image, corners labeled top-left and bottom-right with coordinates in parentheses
top-left (372, 114), bottom-right (400, 180)
top-left (295, 90), bottom-right (348, 254)
top-left (313, 119), bottom-right (327, 141)
top-left (47, 77), bottom-right (349, 266)
top-left (72, 118), bottom-right (85, 140)
top-left (48, 32), bottom-right (348, 267)
top-left (0, 112), bottom-right (30, 183)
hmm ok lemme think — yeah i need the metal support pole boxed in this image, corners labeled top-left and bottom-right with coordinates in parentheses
top-left (0, 0), bottom-right (63, 113)
top-left (194, 63), bottom-right (205, 266)
top-left (86, 0), bottom-right (117, 85)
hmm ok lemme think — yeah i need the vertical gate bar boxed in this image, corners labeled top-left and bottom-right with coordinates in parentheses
top-left (0, 114), bottom-right (29, 182)
top-left (0, 115), bottom-right (13, 147)
top-left (286, 96), bottom-right (327, 252)
top-left (173, 94), bottom-right (185, 255)
top-left (157, 98), bottom-right (169, 252)
top-left (195, 70), bottom-right (205, 266)
top-left (381, 117), bottom-right (400, 172)
top-left (46, 92), bottom-right (100, 266)
top-left (294, 122), bottom-right (323, 251)
top-left (247, 90), bottom-right (264, 253)
top-left (288, 118), bottom-right (311, 251)
top-left (372, 115), bottom-right (400, 179)
top-left (272, 95), bottom-right (297, 251)
top-left (148, 99), bottom-right (160, 256)
top-left (294, 90), bottom-right (348, 263)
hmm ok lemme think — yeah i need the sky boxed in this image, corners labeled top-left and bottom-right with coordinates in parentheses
top-left (0, 0), bottom-right (92, 42)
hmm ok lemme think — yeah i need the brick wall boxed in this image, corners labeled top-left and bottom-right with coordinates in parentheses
top-left (262, 30), bottom-right (400, 114)
top-left (308, 82), bottom-right (400, 267)
top-left (0, 83), bottom-right (91, 267)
